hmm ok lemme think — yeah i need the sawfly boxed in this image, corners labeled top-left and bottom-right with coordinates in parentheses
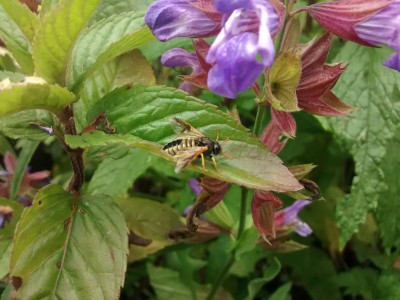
top-left (163, 118), bottom-right (229, 173)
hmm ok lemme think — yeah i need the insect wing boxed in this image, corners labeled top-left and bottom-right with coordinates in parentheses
top-left (173, 146), bottom-right (208, 173)
top-left (171, 118), bottom-right (204, 139)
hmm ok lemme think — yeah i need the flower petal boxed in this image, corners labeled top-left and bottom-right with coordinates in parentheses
top-left (207, 32), bottom-right (266, 98)
top-left (145, 0), bottom-right (220, 41)
top-left (384, 51), bottom-right (400, 71)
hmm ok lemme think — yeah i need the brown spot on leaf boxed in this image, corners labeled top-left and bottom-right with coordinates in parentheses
top-left (11, 276), bottom-right (23, 290)
top-left (128, 230), bottom-right (152, 247)
top-left (63, 217), bottom-right (71, 230)
top-left (56, 261), bottom-right (62, 269)
top-left (79, 208), bottom-right (86, 215)
top-left (38, 200), bottom-right (42, 205)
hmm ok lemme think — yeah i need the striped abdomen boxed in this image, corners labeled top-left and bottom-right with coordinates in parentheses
top-left (163, 138), bottom-right (200, 156)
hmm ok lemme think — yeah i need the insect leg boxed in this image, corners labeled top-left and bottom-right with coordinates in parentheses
top-left (200, 153), bottom-right (205, 170)
top-left (211, 156), bottom-right (219, 172)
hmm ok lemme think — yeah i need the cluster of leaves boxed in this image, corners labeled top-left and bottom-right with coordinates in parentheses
top-left (0, 0), bottom-right (399, 299)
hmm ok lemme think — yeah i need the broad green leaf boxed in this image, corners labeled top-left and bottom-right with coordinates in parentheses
top-left (376, 128), bottom-right (400, 250)
top-left (269, 282), bottom-right (292, 300)
top-left (0, 199), bottom-right (23, 280)
top-left (88, 148), bottom-right (154, 196)
top-left (335, 268), bottom-right (378, 300)
top-left (0, 2), bottom-right (35, 73)
top-left (33, 0), bottom-right (101, 84)
top-left (89, 0), bottom-right (146, 24)
top-left (0, 284), bottom-right (12, 300)
top-left (147, 264), bottom-right (231, 300)
top-left (66, 11), bottom-right (155, 92)
top-left (0, 109), bottom-right (54, 141)
top-left (9, 140), bottom-right (39, 200)
top-left (0, 48), bottom-right (20, 73)
top-left (115, 197), bottom-right (185, 261)
top-left (0, 77), bottom-right (75, 117)
top-left (80, 85), bottom-right (303, 192)
top-left (10, 185), bottom-right (128, 299)
top-left (375, 271), bottom-right (400, 300)
top-left (75, 50), bottom-right (155, 130)
top-left (328, 44), bottom-right (400, 248)
top-left (279, 248), bottom-right (341, 300)
top-left (245, 257), bottom-right (281, 300)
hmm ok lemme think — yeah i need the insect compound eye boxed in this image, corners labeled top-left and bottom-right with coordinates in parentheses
top-left (213, 142), bottom-right (221, 154)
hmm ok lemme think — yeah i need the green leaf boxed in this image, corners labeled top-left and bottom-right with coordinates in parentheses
top-left (376, 128), bottom-right (400, 250)
top-left (269, 282), bottom-right (292, 300)
top-left (9, 140), bottom-right (39, 200)
top-left (114, 197), bottom-right (185, 262)
top-left (66, 11), bottom-right (155, 92)
top-left (245, 257), bottom-right (281, 300)
top-left (0, 1), bottom-right (36, 73)
top-left (10, 185), bottom-right (128, 299)
top-left (328, 44), bottom-right (400, 248)
top-left (75, 50), bottom-right (155, 130)
top-left (88, 148), bottom-right (154, 196)
top-left (335, 268), bottom-right (378, 300)
top-left (0, 199), bottom-right (24, 280)
top-left (78, 85), bottom-right (303, 192)
top-left (33, 0), bottom-right (101, 84)
top-left (89, 0), bottom-right (152, 24)
top-left (0, 284), bottom-right (12, 300)
top-left (147, 264), bottom-right (231, 300)
top-left (0, 77), bottom-right (75, 117)
top-left (0, 134), bottom-right (13, 155)
top-left (39, 0), bottom-right (60, 16)
top-left (0, 109), bottom-right (54, 141)
top-left (279, 248), bottom-right (341, 300)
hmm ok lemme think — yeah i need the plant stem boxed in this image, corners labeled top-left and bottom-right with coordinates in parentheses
top-left (59, 105), bottom-right (84, 195)
top-left (253, 104), bottom-right (267, 136)
top-left (206, 190), bottom-right (248, 300)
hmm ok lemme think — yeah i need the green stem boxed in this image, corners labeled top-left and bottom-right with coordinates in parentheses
top-left (253, 104), bottom-right (267, 136)
top-left (206, 192), bottom-right (248, 300)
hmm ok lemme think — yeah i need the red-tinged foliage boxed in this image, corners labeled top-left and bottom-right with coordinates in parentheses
top-left (271, 108), bottom-right (296, 138)
top-left (260, 121), bottom-right (288, 155)
top-left (304, 0), bottom-right (393, 46)
top-left (251, 191), bottom-right (283, 240)
top-left (186, 177), bottom-right (231, 232)
top-left (297, 32), bottom-right (355, 116)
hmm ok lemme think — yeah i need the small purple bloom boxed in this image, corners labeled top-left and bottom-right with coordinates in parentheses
top-left (275, 200), bottom-right (312, 237)
top-left (206, 0), bottom-right (281, 98)
top-left (162, 48), bottom-right (202, 93)
top-left (355, 0), bottom-right (400, 71)
top-left (145, 0), bottom-right (221, 41)
top-left (189, 178), bottom-right (203, 196)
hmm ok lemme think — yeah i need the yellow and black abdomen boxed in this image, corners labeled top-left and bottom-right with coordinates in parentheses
top-left (163, 138), bottom-right (198, 156)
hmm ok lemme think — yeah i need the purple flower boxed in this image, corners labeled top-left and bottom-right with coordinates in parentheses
top-left (355, 0), bottom-right (400, 71)
top-left (206, 0), bottom-right (282, 98)
top-left (189, 178), bottom-right (203, 196)
top-left (145, 0), bottom-right (221, 41)
top-left (274, 200), bottom-right (312, 237)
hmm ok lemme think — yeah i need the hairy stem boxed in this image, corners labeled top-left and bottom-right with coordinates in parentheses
top-left (59, 105), bottom-right (84, 195)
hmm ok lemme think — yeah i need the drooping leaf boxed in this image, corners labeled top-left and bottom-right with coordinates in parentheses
top-left (33, 0), bottom-right (101, 84)
top-left (328, 44), bottom-right (400, 248)
top-left (114, 197), bottom-right (185, 262)
top-left (0, 135), bottom-right (13, 155)
top-left (0, 199), bottom-right (23, 280)
top-left (88, 148), bottom-right (155, 196)
top-left (66, 11), bottom-right (155, 92)
top-left (9, 140), bottom-right (39, 200)
top-left (0, 77), bottom-right (75, 117)
top-left (0, 109), bottom-right (55, 141)
top-left (10, 185), bottom-right (128, 299)
top-left (74, 85), bottom-right (303, 192)
top-left (0, 1), bottom-right (36, 73)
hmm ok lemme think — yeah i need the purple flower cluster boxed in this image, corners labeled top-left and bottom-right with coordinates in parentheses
top-left (145, 0), bottom-right (283, 98)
